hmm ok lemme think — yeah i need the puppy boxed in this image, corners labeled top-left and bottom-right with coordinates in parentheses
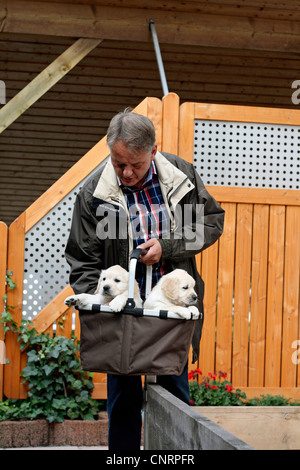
top-left (64, 265), bottom-right (142, 312)
top-left (143, 269), bottom-right (200, 320)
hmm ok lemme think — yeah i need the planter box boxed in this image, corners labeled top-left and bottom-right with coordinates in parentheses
top-left (0, 411), bottom-right (108, 449)
top-left (194, 406), bottom-right (300, 450)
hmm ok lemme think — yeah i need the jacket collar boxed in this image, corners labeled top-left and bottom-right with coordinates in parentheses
top-left (154, 152), bottom-right (195, 209)
top-left (93, 151), bottom-right (194, 204)
top-left (93, 157), bottom-right (122, 202)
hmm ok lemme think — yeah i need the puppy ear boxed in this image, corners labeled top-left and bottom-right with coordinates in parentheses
top-left (161, 277), bottom-right (178, 302)
top-left (134, 280), bottom-right (140, 296)
top-left (94, 271), bottom-right (102, 294)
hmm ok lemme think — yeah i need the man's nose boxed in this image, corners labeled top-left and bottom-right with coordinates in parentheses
top-left (123, 166), bottom-right (133, 177)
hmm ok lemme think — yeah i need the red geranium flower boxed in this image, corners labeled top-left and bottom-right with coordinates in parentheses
top-left (188, 368), bottom-right (202, 381)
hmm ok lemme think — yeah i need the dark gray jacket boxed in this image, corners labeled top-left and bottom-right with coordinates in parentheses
top-left (65, 151), bottom-right (225, 362)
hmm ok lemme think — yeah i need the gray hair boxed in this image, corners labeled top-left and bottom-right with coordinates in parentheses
top-left (106, 108), bottom-right (156, 153)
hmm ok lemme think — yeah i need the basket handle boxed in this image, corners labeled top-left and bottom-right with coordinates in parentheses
top-left (127, 247), bottom-right (152, 307)
top-left (130, 247), bottom-right (148, 259)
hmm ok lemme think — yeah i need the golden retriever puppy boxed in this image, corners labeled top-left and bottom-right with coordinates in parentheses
top-left (143, 269), bottom-right (200, 320)
top-left (64, 265), bottom-right (142, 312)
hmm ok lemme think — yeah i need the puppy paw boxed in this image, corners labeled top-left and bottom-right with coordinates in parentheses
top-left (64, 294), bottom-right (91, 308)
top-left (109, 295), bottom-right (127, 312)
top-left (188, 306), bottom-right (200, 320)
top-left (64, 295), bottom-right (80, 307)
top-left (175, 306), bottom-right (193, 320)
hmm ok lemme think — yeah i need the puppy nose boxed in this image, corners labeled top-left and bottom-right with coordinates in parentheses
top-left (103, 285), bottom-right (110, 292)
top-left (192, 295), bottom-right (198, 301)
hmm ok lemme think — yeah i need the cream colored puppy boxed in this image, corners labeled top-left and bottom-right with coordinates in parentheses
top-left (143, 269), bottom-right (200, 320)
top-left (64, 265), bottom-right (142, 312)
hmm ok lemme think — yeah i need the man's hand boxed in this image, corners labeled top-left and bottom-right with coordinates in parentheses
top-left (138, 238), bottom-right (162, 265)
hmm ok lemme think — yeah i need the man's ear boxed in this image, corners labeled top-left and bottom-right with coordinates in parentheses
top-left (150, 144), bottom-right (157, 161)
top-left (161, 277), bottom-right (178, 302)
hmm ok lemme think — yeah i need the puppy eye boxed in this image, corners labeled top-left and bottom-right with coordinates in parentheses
top-left (182, 285), bottom-right (189, 290)
top-left (114, 278), bottom-right (121, 283)
top-left (102, 277), bottom-right (106, 281)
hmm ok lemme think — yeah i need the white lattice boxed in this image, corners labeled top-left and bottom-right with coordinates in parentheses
top-left (193, 120), bottom-right (300, 189)
top-left (23, 163), bottom-right (105, 321)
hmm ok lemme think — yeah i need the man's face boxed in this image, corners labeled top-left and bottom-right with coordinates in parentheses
top-left (110, 140), bottom-right (157, 189)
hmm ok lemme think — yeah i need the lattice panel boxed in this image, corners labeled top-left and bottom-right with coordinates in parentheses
top-left (193, 120), bottom-right (300, 189)
top-left (23, 163), bottom-right (105, 321)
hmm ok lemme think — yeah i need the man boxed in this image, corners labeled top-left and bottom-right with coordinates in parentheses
top-left (65, 109), bottom-right (225, 450)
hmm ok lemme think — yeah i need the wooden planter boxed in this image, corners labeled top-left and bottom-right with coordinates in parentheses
top-left (0, 412), bottom-right (108, 448)
top-left (194, 406), bottom-right (300, 450)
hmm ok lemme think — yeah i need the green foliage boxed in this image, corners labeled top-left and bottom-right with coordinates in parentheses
top-left (1, 272), bottom-right (17, 339)
top-left (247, 394), bottom-right (300, 407)
top-left (0, 274), bottom-right (105, 423)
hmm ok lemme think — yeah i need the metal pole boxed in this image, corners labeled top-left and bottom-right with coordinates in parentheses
top-left (149, 19), bottom-right (169, 96)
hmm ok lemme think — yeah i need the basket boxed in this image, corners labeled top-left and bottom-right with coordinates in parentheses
top-left (78, 248), bottom-right (197, 376)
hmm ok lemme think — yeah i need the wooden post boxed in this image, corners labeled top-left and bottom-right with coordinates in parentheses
top-left (4, 213), bottom-right (26, 398)
top-left (215, 202), bottom-right (236, 381)
top-left (232, 203), bottom-right (253, 386)
top-left (0, 222), bottom-right (8, 401)
top-left (281, 207), bottom-right (300, 387)
top-left (162, 93), bottom-right (180, 154)
top-left (265, 205), bottom-right (285, 387)
top-left (248, 204), bottom-right (269, 387)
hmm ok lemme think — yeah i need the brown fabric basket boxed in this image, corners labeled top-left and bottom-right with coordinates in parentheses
top-left (78, 248), bottom-right (196, 376)
top-left (79, 309), bottom-right (195, 376)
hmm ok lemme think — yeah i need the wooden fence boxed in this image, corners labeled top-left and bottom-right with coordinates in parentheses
top-left (180, 102), bottom-right (300, 399)
top-left (1, 93), bottom-right (299, 400)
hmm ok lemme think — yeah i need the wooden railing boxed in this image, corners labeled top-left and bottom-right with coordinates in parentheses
top-left (1, 93), bottom-right (300, 400)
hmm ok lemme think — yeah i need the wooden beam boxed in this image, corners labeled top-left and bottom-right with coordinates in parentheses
top-left (0, 37), bottom-right (102, 133)
top-left (1, 1), bottom-right (300, 53)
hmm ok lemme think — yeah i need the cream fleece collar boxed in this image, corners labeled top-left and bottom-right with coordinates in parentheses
top-left (93, 151), bottom-right (194, 203)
